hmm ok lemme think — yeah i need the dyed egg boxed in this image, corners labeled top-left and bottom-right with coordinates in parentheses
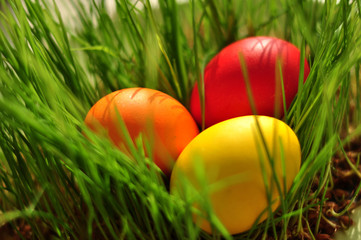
top-left (190, 36), bottom-right (310, 128)
top-left (85, 87), bottom-right (199, 175)
top-left (170, 116), bottom-right (301, 234)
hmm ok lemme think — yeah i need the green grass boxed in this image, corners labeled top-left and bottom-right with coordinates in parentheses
top-left (0, 0), bottom-right (361, 239)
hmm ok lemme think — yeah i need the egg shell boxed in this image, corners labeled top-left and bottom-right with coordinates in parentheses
top-left (190, 36), bottom-right (310, 128)
top-left (170, 115), bottom-right (301, 234)
top-left (84, 87), bottom-right (200, 175)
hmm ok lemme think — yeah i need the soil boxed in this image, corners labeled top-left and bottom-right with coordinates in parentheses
top-left (277, 138), bottom-right (361, 240)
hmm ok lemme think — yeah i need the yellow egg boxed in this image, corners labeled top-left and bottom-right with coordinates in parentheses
top-left (170, 115), bottom-right (301, 235)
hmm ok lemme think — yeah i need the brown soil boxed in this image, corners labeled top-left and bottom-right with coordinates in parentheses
top-left (276, 139), bottom-right (361, 240)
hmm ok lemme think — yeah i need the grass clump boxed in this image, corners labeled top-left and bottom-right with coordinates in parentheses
top-left (0, 0), bottom-right (361, 239)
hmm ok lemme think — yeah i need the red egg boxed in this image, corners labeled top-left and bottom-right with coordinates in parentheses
top-left (190, 36), bottom-right (310, 128)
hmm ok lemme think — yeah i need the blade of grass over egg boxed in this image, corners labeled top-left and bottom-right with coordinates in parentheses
top-left (278, 139), bottom-right (291, 239)
top-left (239, 52), bottom-right (288, 226)
top-left (274, 57), bottom-right (287, 120)
top-left (253, 135), bottom-right (278, 240)
top-left (240, 52), bottom-right (286, 237)
top-left (238, 52), bottom-right (257, 115)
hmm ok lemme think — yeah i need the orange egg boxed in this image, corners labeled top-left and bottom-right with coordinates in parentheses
top-left (84, 87), bottom-right (200, 175)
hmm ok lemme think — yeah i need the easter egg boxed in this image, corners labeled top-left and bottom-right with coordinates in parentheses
top-left (190, 36), bottom-right (310, 128)
top-left (170, 115), bottom-right (301, 234)
top-left (84, 87), bottom-right (199, 175)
